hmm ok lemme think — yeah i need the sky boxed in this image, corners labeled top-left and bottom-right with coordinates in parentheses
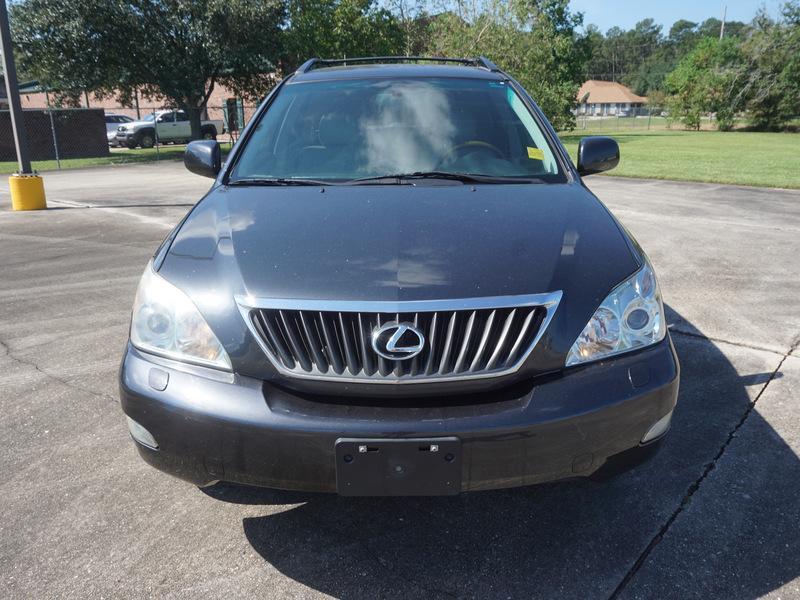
top-left (569, 0), bottom-right (784, 33)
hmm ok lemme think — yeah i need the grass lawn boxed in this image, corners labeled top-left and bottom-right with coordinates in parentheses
top-left (0, 143), bottom-right (232, 175)
top-left (559, 129), bottom-right (800, 189)
top-left (2, 130), bottom-right (796, 190)
top-left (570, 115), bottom-right (750, 133)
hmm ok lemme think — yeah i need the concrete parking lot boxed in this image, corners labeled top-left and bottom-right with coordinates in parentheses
top-left (1, 162), bottom-right (798, 599)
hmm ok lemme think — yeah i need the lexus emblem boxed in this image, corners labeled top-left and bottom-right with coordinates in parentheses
top-left (371, 323), bottom-right (425, 360)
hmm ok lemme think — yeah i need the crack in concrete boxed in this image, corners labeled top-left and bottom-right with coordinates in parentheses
top-left (608, 337), bottom-right (799, 599)
top-left (669, 326), bottom-right (787, 356)
top-left (2, 306), bottom-right (794, 599)
top-left (0, 337), bottom-right (116, 404)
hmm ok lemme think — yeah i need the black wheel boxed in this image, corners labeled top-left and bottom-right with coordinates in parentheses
top-left (201, 127), bottom-right (217, 140)
top-left (139, 131), bottom-right (155, 149)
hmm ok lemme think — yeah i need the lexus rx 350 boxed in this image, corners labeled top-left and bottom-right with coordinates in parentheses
top-left (119, 57), bottom-right (679, 496)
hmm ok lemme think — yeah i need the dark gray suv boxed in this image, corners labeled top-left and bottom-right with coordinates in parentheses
top-left (119, 57), bottom-right (679, 496)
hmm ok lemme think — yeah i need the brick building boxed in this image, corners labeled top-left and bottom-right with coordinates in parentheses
top-left (17, 82), bottom-right (262, 134)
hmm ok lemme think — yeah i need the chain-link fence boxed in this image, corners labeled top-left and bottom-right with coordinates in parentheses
top-left (569, 106), bottom-right (759, 133)
top-left (0, 105), bottom-right (259, 173)
top-left (571, 106), bottom-right (670, 133)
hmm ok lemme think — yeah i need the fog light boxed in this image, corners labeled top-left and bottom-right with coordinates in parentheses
top-left (126, 416), bottom-right (158, 449)
top-left (641, 411), bottom-right (673, 443)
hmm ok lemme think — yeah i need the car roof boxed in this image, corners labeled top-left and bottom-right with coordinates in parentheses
top-left (291, 62), bottom-right (506, 83)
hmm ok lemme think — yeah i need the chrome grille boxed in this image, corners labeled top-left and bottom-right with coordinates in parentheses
top-left (237, 294), bottom-right (561, 383)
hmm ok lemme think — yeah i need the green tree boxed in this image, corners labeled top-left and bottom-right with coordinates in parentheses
top-left (620, 19), bottom-right (663, 93)
top-left (580, 16), bottom-right (752, 96)
top-left (696, 17), bottom-right (749, 40)
top-left (624, 19), bottom-right (701, 95)
top-left (665, 37), bottom-right (746, 130)
top-left (387, 0), bottom-right (431, 55)
top-left (12, 0), bottom-right (285, 139)
top-left (583, 19), bottom-right (662, 90)
top-left (427, 0), bottom-right (586, 131)
top-left (628, 49), bottom-right (672, 95)
top-left (739, 2), bottom-right (800, 130)
top-left (668, 19), bottom-right (699, 51)
top-left (283, 0), bottom-right (404, 70)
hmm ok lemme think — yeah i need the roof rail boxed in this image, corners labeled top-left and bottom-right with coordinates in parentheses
top-left (296, 56), bottom-right (501, 74)
top-left (477, 56), bottom-right (499, 71)
top-left (297, 58), bottom-right (321, 73)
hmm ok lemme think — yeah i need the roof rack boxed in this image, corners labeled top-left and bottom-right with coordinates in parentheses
top-left (296, 56), bottom-right (500, 74)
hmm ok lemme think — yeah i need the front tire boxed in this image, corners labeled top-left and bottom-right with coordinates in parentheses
top-left (139, 131), bottom-right (155, 149)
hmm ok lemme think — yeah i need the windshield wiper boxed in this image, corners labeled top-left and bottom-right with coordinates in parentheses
top-left (349, 171), bottom-right (538, 185)
top-left (228, 173), bottom-right (541, 186)
top-left (227, 177), bottom-right (334, 186)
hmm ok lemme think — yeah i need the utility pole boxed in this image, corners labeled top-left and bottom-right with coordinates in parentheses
top-left (0, 0), bottom-right (31, 174)
top-left (720, 5), bottom-right (727, 40)
top-left (0, 0), bottom-right (46, 209)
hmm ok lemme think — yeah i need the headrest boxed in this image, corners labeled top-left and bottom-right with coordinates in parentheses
top-left (318, 113), bottom-right (359, 147)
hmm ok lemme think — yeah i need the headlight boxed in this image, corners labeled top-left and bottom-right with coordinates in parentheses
top-left (130, 263), bottom-right (231, 370)
top-left (566, 260), bottom-right (665, 366)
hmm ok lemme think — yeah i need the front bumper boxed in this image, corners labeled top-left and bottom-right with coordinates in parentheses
top-left (119, 337), bottom-right (679, 494)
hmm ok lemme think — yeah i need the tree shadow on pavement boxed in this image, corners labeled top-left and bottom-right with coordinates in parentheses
top-left (203, 306), bottom-right (798, 599)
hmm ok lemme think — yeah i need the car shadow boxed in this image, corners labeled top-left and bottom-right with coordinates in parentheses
top-left (202, 305), bottom-right (797, 599)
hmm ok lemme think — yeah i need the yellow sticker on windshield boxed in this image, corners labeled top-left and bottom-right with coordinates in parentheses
top-left (527, 147), bottom-right (544, 161)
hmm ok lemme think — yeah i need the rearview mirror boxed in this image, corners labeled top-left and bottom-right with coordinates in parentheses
top-left (184, 140), bottom-right (221, 179)
top-left (577, 136), bottom-right (619, 176)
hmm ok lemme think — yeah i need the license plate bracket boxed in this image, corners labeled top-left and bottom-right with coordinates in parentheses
top-left (335, 437), bottom-right (461, 496)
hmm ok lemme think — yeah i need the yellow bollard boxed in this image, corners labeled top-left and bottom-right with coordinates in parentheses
top-left (9, 173), bottom-right (47, 211)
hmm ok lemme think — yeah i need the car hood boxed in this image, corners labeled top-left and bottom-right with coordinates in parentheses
top-left (121, 120), bottom-right (151, 128)
top-left (160, 182), bottom-right (641, 375)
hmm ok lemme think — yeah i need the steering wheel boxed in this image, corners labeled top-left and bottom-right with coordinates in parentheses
top-left (437, 140), bottom-right (505, 169)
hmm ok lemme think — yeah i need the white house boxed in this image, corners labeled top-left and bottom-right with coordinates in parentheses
top-left (576, 80), bottom-right (647, 116)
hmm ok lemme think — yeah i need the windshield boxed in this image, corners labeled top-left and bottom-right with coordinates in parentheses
top-left (231, 77), bottom-right (564, 183)
top-left (142, 114), bottom-right (156, 122)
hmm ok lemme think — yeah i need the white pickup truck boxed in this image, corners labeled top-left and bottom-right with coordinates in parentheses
top-left (114, 109), bottom-right (224, 149)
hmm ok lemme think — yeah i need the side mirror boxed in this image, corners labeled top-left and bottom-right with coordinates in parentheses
top-left (577, 136), bottom-right (619, 176)
top-left (184, 140), bottom-right (221, 178)
top-left (156, 116), bottom-right (164, 123)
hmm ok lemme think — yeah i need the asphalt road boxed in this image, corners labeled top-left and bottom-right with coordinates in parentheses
top-left (1, 163), bottom-right (798, 599)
